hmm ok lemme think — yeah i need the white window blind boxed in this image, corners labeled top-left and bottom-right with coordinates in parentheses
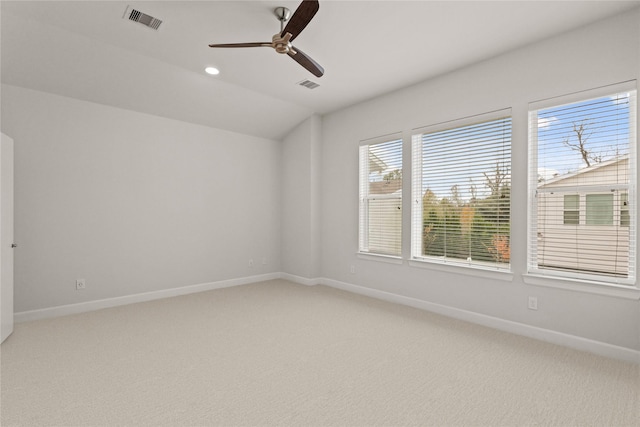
top-left (359, 136), bottom-right (403, 257)
top-left (528, 82), bottom-right (637, 285)
top-left (411, 110), bottom-right (512, 270)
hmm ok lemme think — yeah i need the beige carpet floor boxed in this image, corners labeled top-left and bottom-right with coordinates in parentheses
top-left (1, 279), bottom-right (638, 426)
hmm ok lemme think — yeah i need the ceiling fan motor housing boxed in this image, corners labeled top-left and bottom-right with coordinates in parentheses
top-left (272, 32), bottom-right (294, 54)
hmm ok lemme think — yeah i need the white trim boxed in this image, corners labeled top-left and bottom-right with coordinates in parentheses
top-left (359, 131), bottom-right (403, 147)
top-left (528, 80), bottom-right (637, 111)
top-left (320, 277), bottom-right (639, 364)
top-left (523, 273), bottom-right (640, 300)
top-left (408, 259), bottom-right (513, 281)
top-left (410, 133), bottom-right (423, 259)
top-left (14, 273), bottom-right (280, 323)
top-left (412, 107), bottom-right (512, 135)
top-left (357, 252), bottom-right (403, 264)
top-left (278, 272), bottom-right (320, 286)
top-left (14, 273), bottom-right (639, 363)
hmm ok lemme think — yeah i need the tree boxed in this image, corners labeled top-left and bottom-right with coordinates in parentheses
top-left (479, 162), bottom-right (510, 225)
top-left (483, 162), bottom-right (508, 197)
top-left (460, 206), bottom-right (474, 236)
top-left (383, 169), bottom-right (402, 182)
top-left (421, 171), bottom-right (511, 264)
top-left (422, 189), bottom-right (442, 256)
top-left (450, 184), bottom-right (461, 207)
top-left (563, 120), bottom-right (601, 167)
top-left (469, 179), bottom-right (477, 204)
top-left (487, 234), bottom-right (510, 263)
top-left (422, 189), bottom-right (456, 257)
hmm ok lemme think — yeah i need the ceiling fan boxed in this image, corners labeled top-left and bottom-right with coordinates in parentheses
top-left (208, 0), bottom-right (324, 78)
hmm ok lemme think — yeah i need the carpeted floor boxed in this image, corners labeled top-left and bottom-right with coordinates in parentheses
top-left (1, 279), bottom-right (638, 426)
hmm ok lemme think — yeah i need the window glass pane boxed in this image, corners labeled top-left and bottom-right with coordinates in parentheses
top-left (563, 194), bottom-right (579, 225)
top-left (586, 194), bottom-right (613, 225)
top-left (366, 198), bottom-right (402, 255)
top-left (621, 193), bottom-right (630, 227)
top-left (529, 86), bottom-right (636, 282)
top-left (368, 143), bottom-right (402, 195)
top-left (359, 138), bottom-right (402, 256)
top-left (412, 114), bottom-right (511, 270)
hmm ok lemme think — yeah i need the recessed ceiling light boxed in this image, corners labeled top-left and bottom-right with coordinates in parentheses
top-left (205, 67), bottom-right (220, 75)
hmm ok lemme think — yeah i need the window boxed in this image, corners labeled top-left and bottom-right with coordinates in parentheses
top-left (585, 194), bottom-right (613, 225)
top-left (359, 136), bottom-right (403, 257)
top-left (411, 110), bottom-right (512, 270)
top-left (563, 195), bottom-right (579, 225)
top-left (621, 193), bottom-right (630, 227)
top-left (528, 82), bottom-right (636, 284)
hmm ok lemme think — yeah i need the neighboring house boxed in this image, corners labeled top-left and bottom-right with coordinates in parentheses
top-left (363, 151), bottom-right (402, 256)
top-left (536, 156), bottom-right (630, 277)
top-left (367, 188), bottom-right (402, 256)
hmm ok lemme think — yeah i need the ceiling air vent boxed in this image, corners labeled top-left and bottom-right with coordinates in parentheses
top-left (298, 79), bottom-right (320, 90)
top-left (123, 6), bottom-right (162, 30)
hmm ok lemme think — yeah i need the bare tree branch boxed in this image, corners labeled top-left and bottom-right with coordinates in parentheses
top-left (562, 120), bottom-right (601, 167)
top-left (483, 162), bottom-right (507, 196)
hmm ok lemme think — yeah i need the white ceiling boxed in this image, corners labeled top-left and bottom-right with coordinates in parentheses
top-left (2, 0), bottom-right (639, 140)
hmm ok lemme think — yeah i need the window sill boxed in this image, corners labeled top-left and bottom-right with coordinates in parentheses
top-left (357, 252), bottom-right (404, 265)
top-left (408, 259), bottom-right (513, 282)
top-left (522, 273), bottom-right (640, 300)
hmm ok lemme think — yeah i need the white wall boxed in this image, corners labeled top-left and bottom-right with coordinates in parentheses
top-left (319, 9), bottom-right (640, 351)
top-left (1, 84), bottom-right (281, 313)
top-left (2, 6), bottom-right (639, 356)
top-left (1, 132), bottom-right (15, 342)
top-left (281, 115), bottom-right (321, 280)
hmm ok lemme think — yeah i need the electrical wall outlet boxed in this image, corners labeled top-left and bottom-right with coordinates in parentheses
top-left (528, 296), bottom-right (538, 310)
top-left (350, 265), bottom-right (356, 274)
top-left (248, 259), bottom-right (254, 267)
top-left (76, 279), bottom-right (86, 290)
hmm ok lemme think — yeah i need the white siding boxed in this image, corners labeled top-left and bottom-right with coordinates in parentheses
top-left (537, 158), bottom-right (630, 276)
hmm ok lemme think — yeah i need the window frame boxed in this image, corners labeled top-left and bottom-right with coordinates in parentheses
top-left (410, 109), bottom-right (512, 273)
top-left (527, 81), bottom-right (637, 289)
top-left (358, 133), bottom-right (404, 258)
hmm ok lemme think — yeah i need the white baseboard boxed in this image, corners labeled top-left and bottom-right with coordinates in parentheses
top-left (320, 278), bottom-right (640, 364)
top-left (278, 272), bottom-right (320, 286)
top-left (14, 272), bottom-right (639, 363)
top-left (14, 273), bottom-right (280, 323)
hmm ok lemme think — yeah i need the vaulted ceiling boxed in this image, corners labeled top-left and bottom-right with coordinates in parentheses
top-left (2, 1), bottom-right (639, 140)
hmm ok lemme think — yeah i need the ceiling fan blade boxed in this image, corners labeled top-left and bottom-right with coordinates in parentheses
top-left (288, 46), bottom-right (324, 77)
top-left (209, 42), bottom-right (271, 48)
top-left (281, 0), bottom-right (319, 42)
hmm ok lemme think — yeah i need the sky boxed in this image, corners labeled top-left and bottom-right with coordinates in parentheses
top-left (535, 92), bottom-right (633, 181)
top-left (418, 117), bottom-right (512, 202)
